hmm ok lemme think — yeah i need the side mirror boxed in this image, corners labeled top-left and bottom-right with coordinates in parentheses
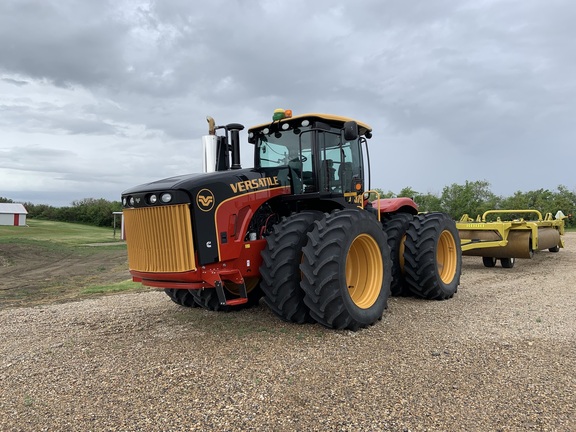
top-left (343, 121), bottom-right (359, 141)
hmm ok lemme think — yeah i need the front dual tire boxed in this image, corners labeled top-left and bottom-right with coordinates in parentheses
top-left (300, 210), bottom-right (392, 331)
top-left (261, 209), bottom-right (391, 330)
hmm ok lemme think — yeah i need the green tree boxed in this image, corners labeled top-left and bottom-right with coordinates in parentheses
top-left (71, 198), bottom-right (122, 227)
top-left (372, 188), bottom-right (395, 199)
top-left (440, 180), bottom-right (499, 220)
top-left (414, 193), bottom-right (443, 213)
top-left (395, 187), bottom-right (443, 213)
top-left (501, 185), bottom-right (576, 226)
top-left (398, 187), bottom-right (418, 199)
top-left (552, 185), bottom-right (576, 227)
top-left (25, 198), bottom-right (122, 227)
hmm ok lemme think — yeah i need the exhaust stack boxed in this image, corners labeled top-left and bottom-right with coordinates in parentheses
top-left (202, 116), bottom-right (218, 173)
top-left (202, 117), bottom-right (244, 172)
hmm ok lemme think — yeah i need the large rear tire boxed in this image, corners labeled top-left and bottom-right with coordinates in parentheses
top-left (260, 211), bottom-right (325, 323)
top-left (382, 213), bottom-right (414, 296)
top-left (404, 213), bottom-right (461, 300)
top-left (164, 289), bottom-right (199, 307)
top-left (301, 210), bottom-right (391, 331)
top-left (192, 278), bottom-right (262, 312)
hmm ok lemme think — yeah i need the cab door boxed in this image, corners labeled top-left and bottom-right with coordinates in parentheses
top-left (317, 130), bottom-right (363, 195)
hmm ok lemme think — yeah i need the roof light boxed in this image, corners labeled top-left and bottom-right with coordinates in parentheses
top-left (272, 108), bottom-right (292, 121)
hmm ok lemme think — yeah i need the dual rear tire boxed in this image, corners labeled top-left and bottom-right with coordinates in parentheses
top-left (191, 278), bottom-right (262, 312)
top-left (164, 289), bottom-right (198, 307)
top-left (382, 212), bottom-right (461, 300)
top-left (382, 213), bottom-right (414, 296)
top-left (164, 278), bottom-right (262, 312)
top-left (403, 213), bottom-right (461, 300)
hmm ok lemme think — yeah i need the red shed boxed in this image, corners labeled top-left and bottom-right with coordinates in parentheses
top-left (0, 203), bottom-right (28, 226)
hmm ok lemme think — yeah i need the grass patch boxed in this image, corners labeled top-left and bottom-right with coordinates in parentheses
top-left (0, 219), bottom-right (123, 246)
top-left (81, 280), bottom-right (139, 295)
top-left (0, 220), bottom-right (131, 308)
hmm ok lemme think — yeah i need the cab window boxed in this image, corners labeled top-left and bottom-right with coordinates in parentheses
top-left (318, 130), bottom-right (362, 194)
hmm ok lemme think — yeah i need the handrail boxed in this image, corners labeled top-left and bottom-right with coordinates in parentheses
top-left (481, 209), bottom-right (543, 222)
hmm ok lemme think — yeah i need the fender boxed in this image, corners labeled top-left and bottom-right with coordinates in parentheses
top-left (373, 197), bottom-right (418, 215)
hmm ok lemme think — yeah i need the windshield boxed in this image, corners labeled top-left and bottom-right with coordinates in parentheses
top-left (256, 125), bottom-right (312, 169)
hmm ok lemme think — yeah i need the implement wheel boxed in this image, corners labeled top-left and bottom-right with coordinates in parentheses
top-left (382, 213), bottom-right (414, 296)
top-left (164, 289), bottom-right (199, 307)
top-left (482, 257), bottom-right (497, 268)
top-left (500, 257), bottom-right (515, 268)
top-left (301, 210), bottom-right (391, 331)
top-left (192, 278), bottom-right (262, 312)
top-left (260, 211), bottom-right (325, 323)
top-left (404, 213), bottom-right (461, 300)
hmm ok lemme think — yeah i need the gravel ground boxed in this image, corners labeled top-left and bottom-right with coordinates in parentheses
top-left (1, 233), bottom-right (575, 431)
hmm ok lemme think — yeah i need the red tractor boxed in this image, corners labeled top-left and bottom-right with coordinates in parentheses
top-left (122, 110), bottom-right (461, 330)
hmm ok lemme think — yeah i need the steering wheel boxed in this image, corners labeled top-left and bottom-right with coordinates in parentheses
top-left (291, 155), bottom-right (307, 163)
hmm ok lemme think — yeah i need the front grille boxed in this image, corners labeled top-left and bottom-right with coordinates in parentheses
top-left (123, 204), bottom-right (196, 273)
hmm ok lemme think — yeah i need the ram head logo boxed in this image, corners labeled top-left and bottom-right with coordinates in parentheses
top-left (196, 189), bottom-right (215, 212)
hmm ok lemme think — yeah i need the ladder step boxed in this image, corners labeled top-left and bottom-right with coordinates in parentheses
top-left (225, 298), bottom-right (248, 306)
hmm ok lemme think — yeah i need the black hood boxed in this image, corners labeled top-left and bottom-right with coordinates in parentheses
top-left (121, 168), bottom-right (261, 195)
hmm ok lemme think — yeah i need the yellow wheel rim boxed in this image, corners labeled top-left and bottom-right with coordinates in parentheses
top-left (346, 234), bottom-right (383, 309)
top-left (437, 230), bottom-right (457, 284)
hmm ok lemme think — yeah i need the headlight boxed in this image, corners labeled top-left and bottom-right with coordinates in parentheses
top-left (149, 194), bottom-right (157, 204)
top-left (129, 197), bottom-right (135, 206)
top-left (161, 193), bottom-right (172, 203)
top-left (122, 197), bottom-right (127, 206)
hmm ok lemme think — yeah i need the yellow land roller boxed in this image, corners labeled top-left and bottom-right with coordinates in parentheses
top-left (457, 209), bottom-right (566, 268)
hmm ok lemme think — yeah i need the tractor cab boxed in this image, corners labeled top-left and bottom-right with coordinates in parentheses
top-left (248, 110), bottom-right (372, 198)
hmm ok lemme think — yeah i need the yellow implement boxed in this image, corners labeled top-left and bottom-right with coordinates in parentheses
top-left (457, 210), bottom-right (565, 268)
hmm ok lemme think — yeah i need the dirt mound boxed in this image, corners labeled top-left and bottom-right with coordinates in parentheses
top-left (0, 243), bottom-right (130, 308)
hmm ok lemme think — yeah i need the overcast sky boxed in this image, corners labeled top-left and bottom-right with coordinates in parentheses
top-left (1, 0), bottom-right (575, 207)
